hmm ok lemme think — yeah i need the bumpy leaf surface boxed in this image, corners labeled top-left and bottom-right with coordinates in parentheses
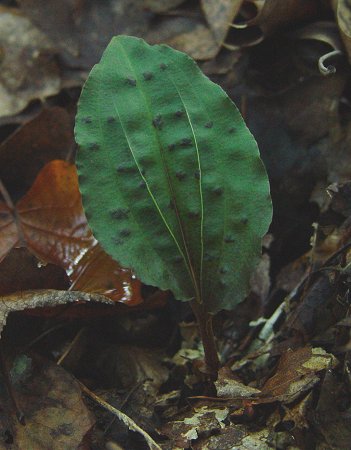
top-left (75, 35), bottom-right (272, 312)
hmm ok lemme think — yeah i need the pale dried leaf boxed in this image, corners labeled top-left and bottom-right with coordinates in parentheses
top-left (334, 0), bottom-right (351, 62)
top-left (201, 0), bottom-right (244, 45)
top-left (166, 23), bottom-right (219, 60)
top-left (0, 7), bottom-right (60, 117)
top-left (0, 289), bottom-right (113, 337)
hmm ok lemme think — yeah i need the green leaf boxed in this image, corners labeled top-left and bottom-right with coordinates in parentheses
top-left (74, 35), bottom-right (272, 313)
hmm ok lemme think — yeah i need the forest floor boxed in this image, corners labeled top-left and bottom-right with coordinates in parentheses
top-left (1, 1), bottom-right (351, 449)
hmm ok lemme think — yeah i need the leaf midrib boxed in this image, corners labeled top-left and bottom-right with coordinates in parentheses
top-left (116, 41), bottom-right (199, 297)
top-left (161, 56), bottom-right (231, 302)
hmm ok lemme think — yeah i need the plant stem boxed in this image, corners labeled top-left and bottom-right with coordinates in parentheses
top-left (190, 299), bottom-right (220, 381)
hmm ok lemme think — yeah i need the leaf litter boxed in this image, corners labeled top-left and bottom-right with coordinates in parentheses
top-left (1, 1), bottom-right (351, 449)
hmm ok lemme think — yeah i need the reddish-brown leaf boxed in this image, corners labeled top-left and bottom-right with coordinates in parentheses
top-left (69, 242), bottom-right (141, 305)
top-left (0, 202), bottom-right (18, 263)
top-left (16, 159), bottom-right (95, 271)
top-left (0, 160), bottom-right (142, 305)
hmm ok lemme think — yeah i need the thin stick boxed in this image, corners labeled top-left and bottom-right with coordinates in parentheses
top-left (78, 381), bottom-right (161, 450)
top-left (0, 178), bottom-right (15, 210)
top-left (22, 322), bottom-right (67, 353)
top-left (56, 327), bottom-right (86, 366)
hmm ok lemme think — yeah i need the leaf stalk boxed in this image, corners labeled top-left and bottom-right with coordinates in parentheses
top-left (190, 298), bottom-right (220, 382)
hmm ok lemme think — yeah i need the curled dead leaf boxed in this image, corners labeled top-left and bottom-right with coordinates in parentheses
top-left (201, 0), bottom-right (244, 46)
top-left (226, 0), bottom-right (320, 49)
top-left (288, 21), bottom-right (344, 75)
top-left (333, 0), bottom-right (351, 63)
top-left (233, 0), bottom-right (318, 34)
top-left (0, 289), bottom-right (113, 337)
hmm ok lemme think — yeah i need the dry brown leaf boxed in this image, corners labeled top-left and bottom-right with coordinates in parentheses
top-left (163, 22), bottom-right (219, 60)
top-left (288, 21), bottom-right (344, 75)
top-left (311, 369), bottom-right (351, 448)
top-left (192, 426), bottom-right (273, 450)
top-left (145, 0), bottom-right (185, 13)
top-left (333, 0), bottom-right (351, 62)
top-left (281, 393), bottom-right (312, 430)
top-left (0, 290), bottom-right (113, 337)
top-left (235, 0), bottom-right (318, 35)
top-left (261, 347), bottom-right (337, 404)
top-left (0, 107), bottom-right (74, 198)
top-left (17, 0), bottom-right (151, 68)
top-left (289, 21), bottom-right (342, 50)
top-left (201, 0), bottom-right (244, 45)
top-left (0, 7), bottom-right (60, 118)
top-left (0, 354), bottom-right (95, 449)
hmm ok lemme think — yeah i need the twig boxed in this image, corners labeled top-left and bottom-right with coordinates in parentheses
top-left (22, 322), bottom-right (67, 353)
top-left (0, 178), bottom-right (15, 210)
top-left (77, 381), bottom-right (162, 450)
top-left (56, 327), bottom-right (86, 366)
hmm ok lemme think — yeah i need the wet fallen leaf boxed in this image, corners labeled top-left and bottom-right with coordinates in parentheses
top-left (14, 159), bottom-right (95, 271)
top-left (0, 353), bottom-right (95, 449)
top-left (0, 7), bottom-right (60, 118)
top-left (261, 347), bottom-right (337, 404)
top-left (69, 244), bottom-right (140, 304)
top-left (0, 248), bottom-right (68, 296)
top-left (0, 160), bottom-right (142, 305)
